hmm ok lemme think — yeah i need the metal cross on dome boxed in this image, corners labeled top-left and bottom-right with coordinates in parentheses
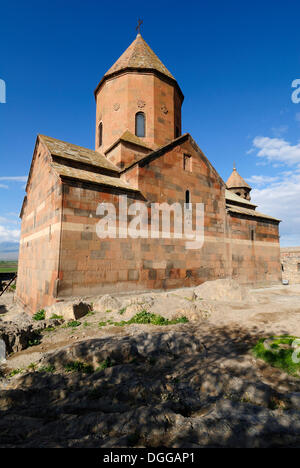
top-left (136, 19), bottom-right (143, 34)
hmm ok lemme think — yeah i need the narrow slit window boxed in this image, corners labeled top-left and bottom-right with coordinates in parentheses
top-left (185, 190), bottom-right (190, 205)
top-left (250, 228), bottom-right (255, 241)
top-left (98, 122), bottom-right (103, 147)
top-left (135, 112), bottom-right (145, 137)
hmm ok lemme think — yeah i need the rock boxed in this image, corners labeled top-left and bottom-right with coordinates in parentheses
top-left (45, 300), bottom-right (92, 320)
top-left (193, 278), bottom-right (250, 302)
top-left (93, 295), bottom-right (121, 313)
top-left (0, 339), bottom-right (6, 363)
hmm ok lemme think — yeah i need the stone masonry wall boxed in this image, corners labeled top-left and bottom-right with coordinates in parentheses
top-left (281, 247), bottom-right (300, 284)
top-left (95, 72), bottom-right (182, 153)
top-left (227, 213), bottom-right (281, 285)
top-left (16, 141), bottom-right (62, 313)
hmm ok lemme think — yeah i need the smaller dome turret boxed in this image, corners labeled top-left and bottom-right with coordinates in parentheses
top-left (226, 164), bottom-right (252, 201)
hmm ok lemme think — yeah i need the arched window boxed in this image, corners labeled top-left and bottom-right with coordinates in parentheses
top-left (135, 112), bottom-right (145, 137)
top-left (98, 122), bottom-right (103, 147)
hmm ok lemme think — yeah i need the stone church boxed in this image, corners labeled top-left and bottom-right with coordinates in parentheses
top-left (16, 33), bottom-right (282, 313)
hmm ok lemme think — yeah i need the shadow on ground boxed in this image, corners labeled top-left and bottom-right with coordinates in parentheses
top-left (1, 323), bottom-right (300, 448)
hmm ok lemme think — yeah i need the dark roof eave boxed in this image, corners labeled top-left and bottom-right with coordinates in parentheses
top-left (227, 207), bottom-right (281, 223)
top-left (59, 174), bottom-right (140, 194)
top-left (94, 67), bottom-right (184, 102)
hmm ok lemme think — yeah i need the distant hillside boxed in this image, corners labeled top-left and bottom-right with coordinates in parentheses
top-left (0, 242), bottom-right (19, 260)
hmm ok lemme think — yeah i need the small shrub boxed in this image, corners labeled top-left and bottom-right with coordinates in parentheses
top-left (114, 310), bottom-right (189, 327)
top-left (98, 321), bottom-right (107, 328)
top-left (64, 320), bottom-right (81, 328)
top-left (8, 369), bottom-right (22, 377)
top-left (50, 313), bottom-right (63, 320)
top-left (27, 362), bottom-right (37, 370)
top-left (28, 332), bottom-right (42, 347)
top-left (98, 358), bottom-right (112, 370)
top-left (39, 365), bottom-right (55, 373)
top-left (64, 361), bottom-right (94, 374)
top-left (33, 309), bottom-right (45, 321)
top-left (43, 326), bottom-right (55, 332)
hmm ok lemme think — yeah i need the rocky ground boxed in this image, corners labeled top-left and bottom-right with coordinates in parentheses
top-left (1, 280), bottom-right (300, 448)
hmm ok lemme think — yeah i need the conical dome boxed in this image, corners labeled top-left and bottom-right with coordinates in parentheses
top-left (226, 166), bottom-right (251, 189)
top-left (105, 33), bottom-right (175, 80)
top-left (94, 34), bottom-right (182, 96)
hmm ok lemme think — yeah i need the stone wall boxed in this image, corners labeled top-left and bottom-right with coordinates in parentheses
top-left (281, 247), bottom-right (300, 284)
top-left (16, 141), bottom-right (62, 313)
top-left (228, 214), bottom-right (281, 285)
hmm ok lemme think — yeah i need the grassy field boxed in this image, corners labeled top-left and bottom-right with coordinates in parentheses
top-left (0, 261), bottom-right (18, 273)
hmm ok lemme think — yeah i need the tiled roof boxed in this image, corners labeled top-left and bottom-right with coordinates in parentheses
top-left (227, 204), bottom-right (280, 222)
top-left (105, 130), bottom-right (153, 154)
top-left (39, 134), bottom-right (119, 174)
top-left (51, 161), bottom-right (139, 192)
top-left (226, 167), bottom-right (251, 189)
top-left (105, 34), bottom-right (175, 80)
top-left (225, 189), bottom-right (257, 208)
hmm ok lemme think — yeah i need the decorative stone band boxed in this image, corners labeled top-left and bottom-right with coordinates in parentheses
top-left (20, 221), bottom-right (280, 248)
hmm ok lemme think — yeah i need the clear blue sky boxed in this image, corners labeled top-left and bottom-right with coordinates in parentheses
top-left (1, 0), bottom-right (300, 247)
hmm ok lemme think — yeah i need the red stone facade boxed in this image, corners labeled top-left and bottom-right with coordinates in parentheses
top-left (16, 34), bottom-right (282, 314)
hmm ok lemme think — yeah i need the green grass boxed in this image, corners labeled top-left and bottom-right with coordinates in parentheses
top-left (96, 358), bottom-right (113, 370)
top-left (38, 365), bottom-right (55, 373)
top-left (8, 368), bottom-right (22, 377)
top-left (64, 361), bottom-right (94, 374)
top-left (62, 320), bottom-right (81, 328)
top-left (252, 335), bottom-right (300, 377)
top-left (50, 313), bottom-right (63, 320)
top-left (43, 326), bottom-right (55, 332)
top-left (0, 261), bottom-right (18, 273)
top-left (98, 311), bottom-right (188, 328)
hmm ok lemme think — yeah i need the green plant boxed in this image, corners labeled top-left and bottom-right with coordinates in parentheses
top-left (64, 361), bottom-right (94, 374)
top-left (33, 309), bottom-right (45, 321)
top-left (113, 310), bottom-right (189, 327)
top-left (98, 321), bottom-right (107, 328)
top-left (64, 320), bottom-right (81, 328)
top-left (27, 362), bottom-right (37, 370)
top-left (97, 358), bottom-right (112, 370)
top-left (8, 369), bottom-right (22, 377)
top-left (50, 313), bottom-right (63, 320)
top-left (39, 365), bottom-right (55, 373)
top-left (43, 326), bottom-right (55, 332)
top-left (252, 335), bottom-right (300, 377)
top-left (28, 332), bottom-right (42, 347)
top-left (119, 307), bottom-right (126, 315)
